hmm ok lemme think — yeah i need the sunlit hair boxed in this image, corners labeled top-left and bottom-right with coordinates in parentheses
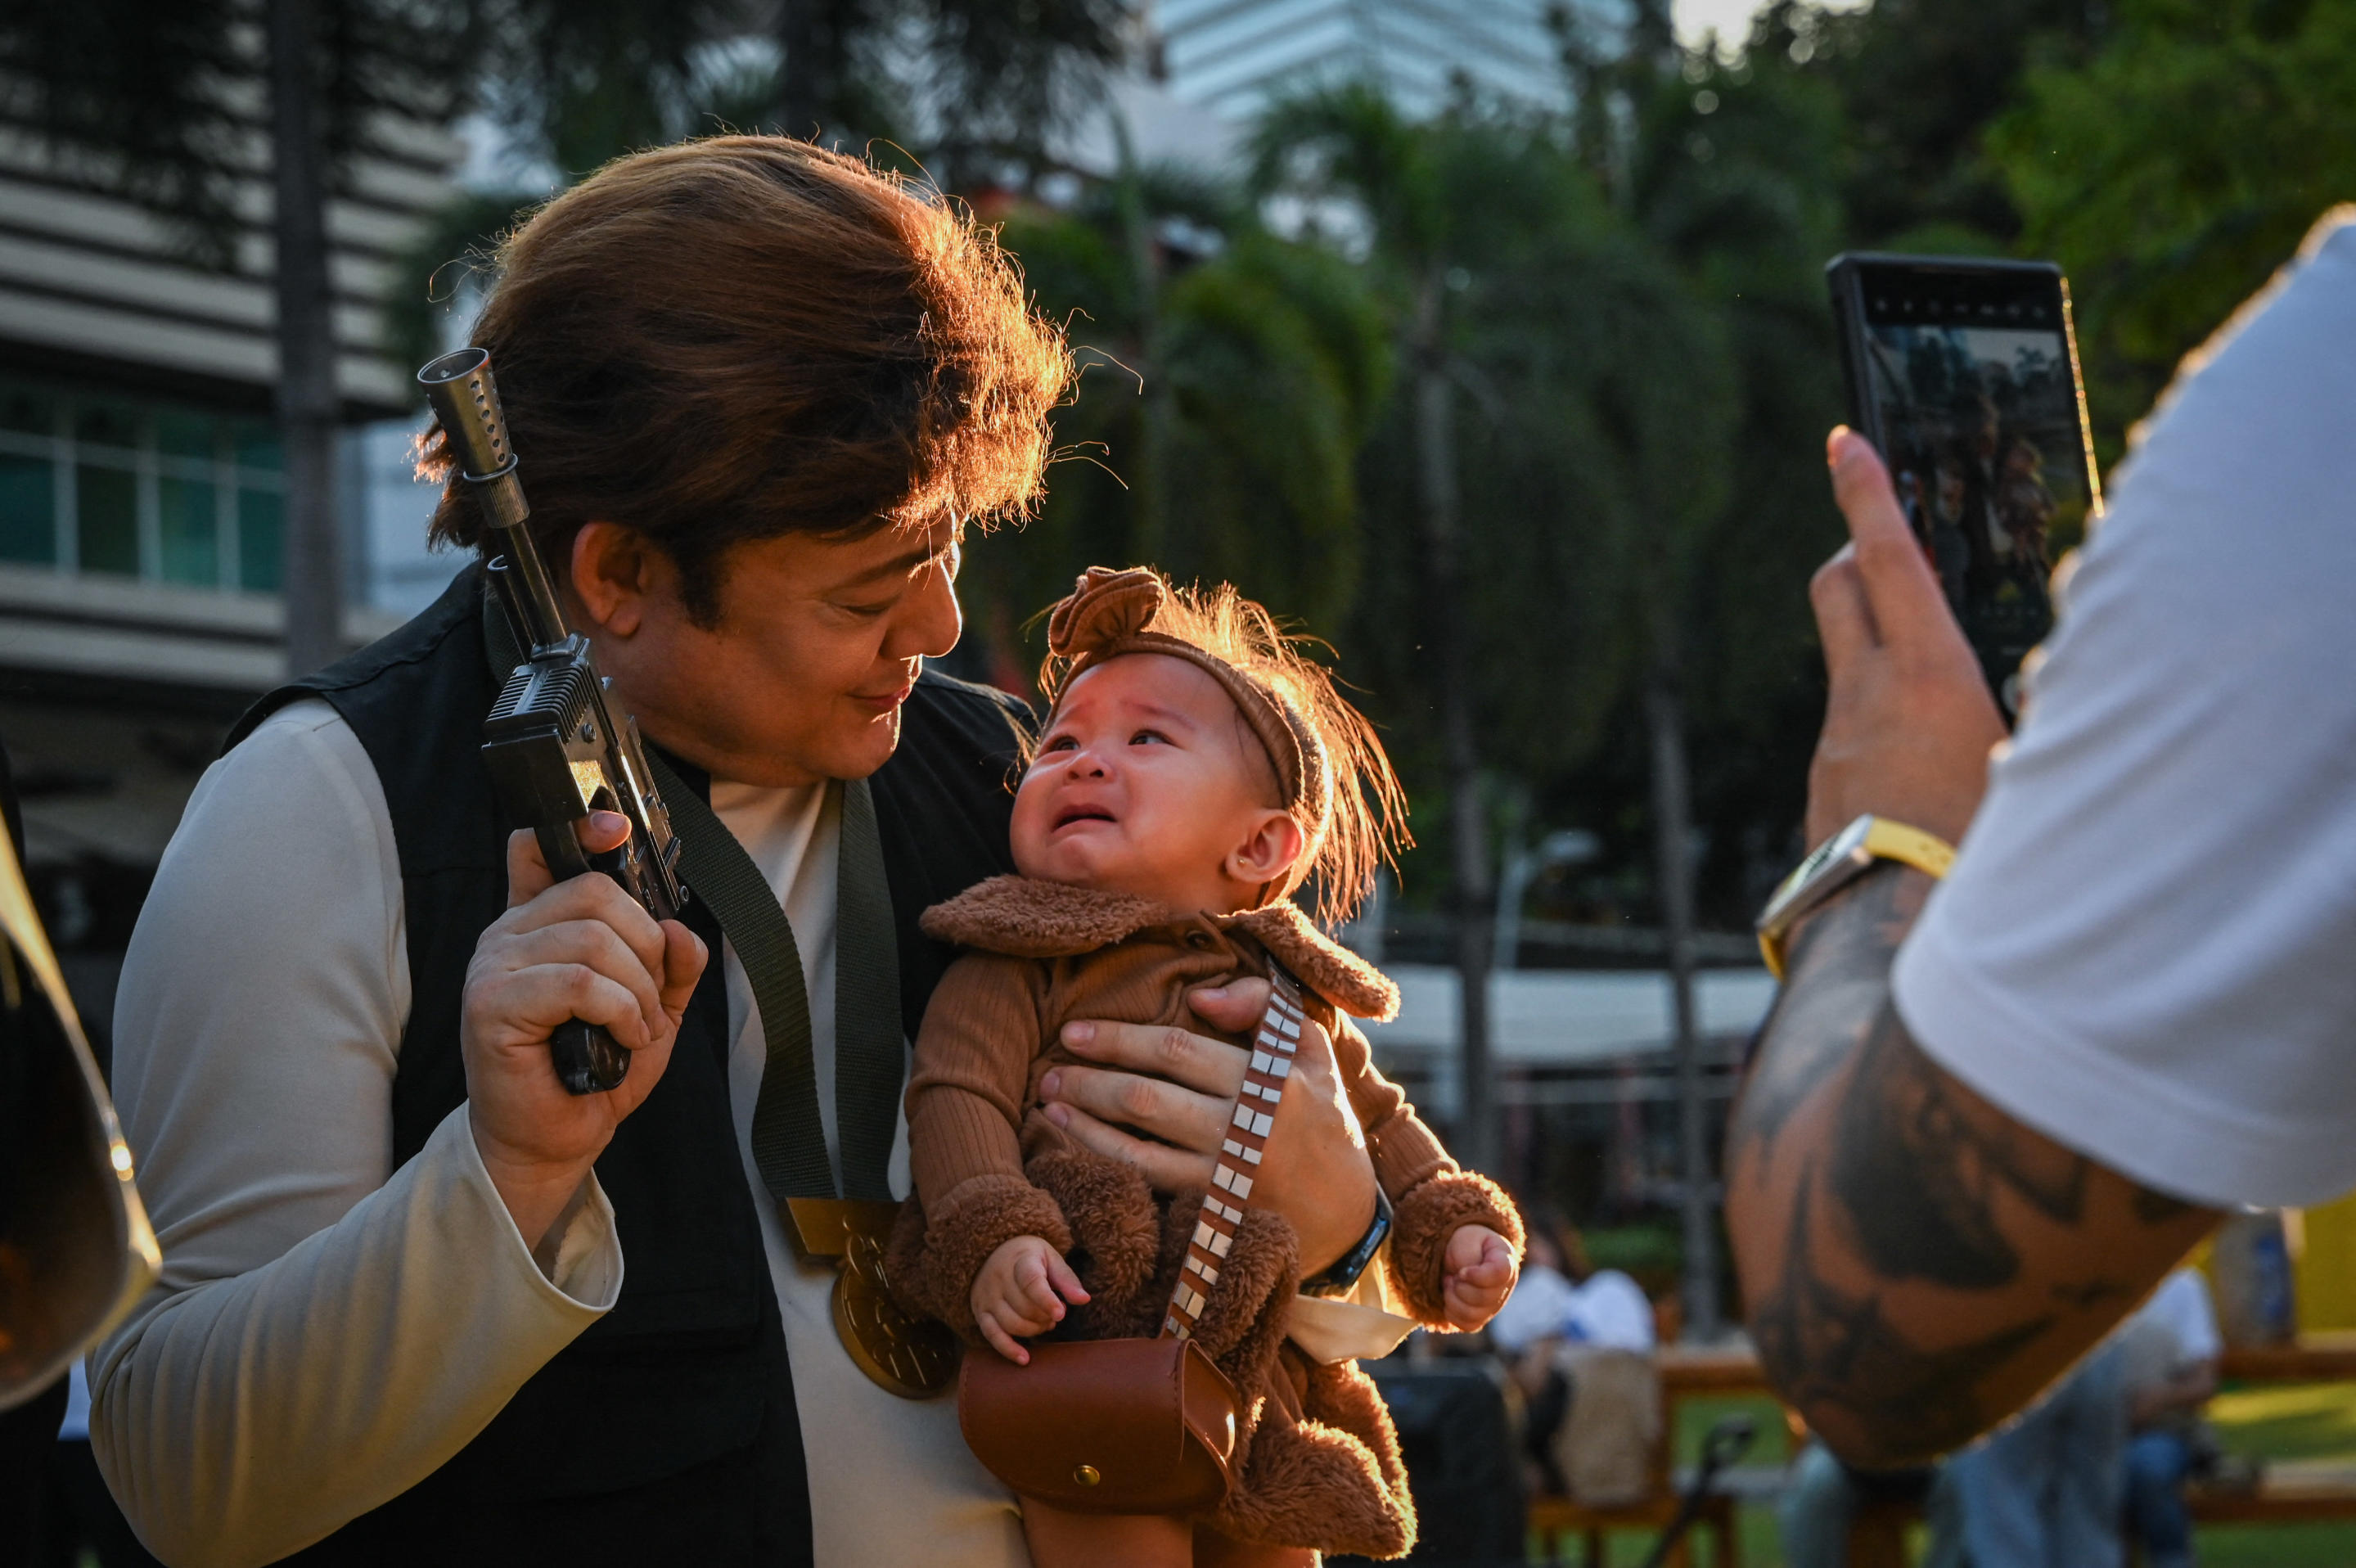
top-left (1040, 576), bottom-right (1412, 927)
top-left (420, 135), bottom-right (1071, 624)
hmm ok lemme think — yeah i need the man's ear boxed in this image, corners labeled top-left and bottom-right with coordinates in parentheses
top-left (569, 521), bottom-right (667, 638)
top-left (1227, 809), bottom-right (1306, 890)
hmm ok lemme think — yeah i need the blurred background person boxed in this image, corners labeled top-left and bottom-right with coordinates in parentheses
top-left (1935, 1340), bottom-right (2129, 1568)
top-left (1491, 1210), bottom-right (1658, 1501)
top-left (2119, 1268), bottom-right (2223, 1568)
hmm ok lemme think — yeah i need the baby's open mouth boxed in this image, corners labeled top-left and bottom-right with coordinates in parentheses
top-left (1053, 806), bottom-right (1115, 830)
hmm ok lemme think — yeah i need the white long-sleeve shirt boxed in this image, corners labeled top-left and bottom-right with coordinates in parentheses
top-left (94, 699), bottom-right (1025, 1568)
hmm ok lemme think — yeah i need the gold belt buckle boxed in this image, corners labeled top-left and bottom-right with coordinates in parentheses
top-left (785, 1197), bottom-right (958, 1399)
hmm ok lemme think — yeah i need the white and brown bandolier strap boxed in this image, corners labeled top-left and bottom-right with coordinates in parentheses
top-left (1161, 963), bottom-right (1309, 1340)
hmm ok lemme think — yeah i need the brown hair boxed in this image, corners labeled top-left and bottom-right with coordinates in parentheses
top-left (421, 136), bottom-right (1072, 621)
top-left (1038, 567), bottom-right (1412, 927)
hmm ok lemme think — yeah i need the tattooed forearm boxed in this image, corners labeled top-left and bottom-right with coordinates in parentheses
top-left (1725, 865), bottom-right (2221, 1467)
top-left (1731, 866), bottom-right (1925, 1156)
top-left (2134, 1187), bottom-right (2201, 1226)
top-left (1831, 1000), bottom-right (2088, 1290)
top-left (1749, 1175), bottom-right (2051, 1459)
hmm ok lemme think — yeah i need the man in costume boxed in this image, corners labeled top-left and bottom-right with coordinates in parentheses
top-left (90, 137), bottom-right (1388, 1568)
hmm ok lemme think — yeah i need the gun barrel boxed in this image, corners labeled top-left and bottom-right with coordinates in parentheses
top-left (421, 347), bottom-right (567, 651)
top-left (420, 347), bottom-right (529, 529)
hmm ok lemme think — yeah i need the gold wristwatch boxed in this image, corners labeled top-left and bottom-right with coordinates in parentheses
top-left (1755, 814), bottom-right (1956, 980)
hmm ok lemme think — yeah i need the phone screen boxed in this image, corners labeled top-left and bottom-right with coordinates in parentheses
top-left (1831, 258), bottom-right (2099, 721)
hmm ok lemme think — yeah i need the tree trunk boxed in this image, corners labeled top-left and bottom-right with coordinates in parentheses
top-left (777, 0), bottom-right (856, 145)
top-left (268, 0), bottom-right (343, 678)
top-left (1646, 658), bottom-right (1719, 1341)
top-left (1413, 275), bottom-right (1495, 1174)
top-left (1114, 115), bottom-right (1171, 570)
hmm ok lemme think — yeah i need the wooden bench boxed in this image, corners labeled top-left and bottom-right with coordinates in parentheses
top-left (1545, 1338), bottom-right (2356, 1562)
top-left (2187, 1459), bottom-right (2356, 1525)
top-left (1525, 1349), bottom-right (1756, 1566)
top-left (1528, 1490), bottom-right (1738, 1566)
top-left (1843, 1342), bottom-right (2356, 1561)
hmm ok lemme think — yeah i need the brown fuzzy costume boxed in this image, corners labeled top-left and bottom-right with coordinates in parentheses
top-left (887, 874), bottom-right (1524, 1559)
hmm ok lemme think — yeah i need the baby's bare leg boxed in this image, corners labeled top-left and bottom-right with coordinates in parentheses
top-left (1022, 1504), bottom-right (1192, 1568)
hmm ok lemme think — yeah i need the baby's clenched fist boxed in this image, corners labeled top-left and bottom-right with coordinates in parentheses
top-left (971, 1235), bottom-right (1091, 1364)
top-left (1441, 1224), bottom-right (1519, 1331)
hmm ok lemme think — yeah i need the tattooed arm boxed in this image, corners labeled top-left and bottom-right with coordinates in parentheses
top-left (1726, 862), bottom-right (2218, 1467)
top-left (1728, 431), bottom-right (2219, 1468)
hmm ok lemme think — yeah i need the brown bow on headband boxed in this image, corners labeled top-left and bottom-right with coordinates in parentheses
top-left (1043, 567), bottom-right (1333, 890)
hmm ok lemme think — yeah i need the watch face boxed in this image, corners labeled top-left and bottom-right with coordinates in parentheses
top-left (1758, 816), bottom-right (1876, 935)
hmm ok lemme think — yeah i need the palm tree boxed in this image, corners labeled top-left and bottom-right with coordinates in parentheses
top-left (964, 155), bottom-right (1391, 683)
top-left (1251, 60), bottom-right (1839, 1309)
top-left (1246, 84), bottom-right (1516, 1174)
top-left (1545, 0), bottom-right (1848, 1336)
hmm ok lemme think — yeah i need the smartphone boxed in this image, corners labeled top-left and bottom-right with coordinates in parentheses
top-left (1826, 253), bottom-right (2102, 723)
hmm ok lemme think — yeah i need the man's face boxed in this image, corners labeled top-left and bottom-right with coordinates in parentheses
top-left (595, 515), bottom-right (964, 787)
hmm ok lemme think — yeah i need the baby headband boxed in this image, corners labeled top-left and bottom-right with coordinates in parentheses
top-left (1043, 566), bottom-right (1333, 894)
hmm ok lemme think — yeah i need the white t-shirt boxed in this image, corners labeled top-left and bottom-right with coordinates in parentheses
top-left (2118, 1268), bottom-right (2222, 1404)
top-left (1486, 1266), bottom-right (1657, 1354)
top-left (1489, 1264), bottom-right (1580, 1354)
top-left (1892, 209), bottom-right (2356, 1210)
top-left (2136, 1268), bottom-right (2223, 1367)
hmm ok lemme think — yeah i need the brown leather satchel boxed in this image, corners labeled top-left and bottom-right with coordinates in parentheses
top-left (958, 1336), bottom-right (1241, 1511)
top-left (954, 965), bottom-right (1313, 1516)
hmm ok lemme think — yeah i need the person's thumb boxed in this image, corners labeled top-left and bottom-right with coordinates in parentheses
top-left (1187, 977), bottom-right (1271, 1032)
top-left (1047, 1250), bottom-right (1091, 1304)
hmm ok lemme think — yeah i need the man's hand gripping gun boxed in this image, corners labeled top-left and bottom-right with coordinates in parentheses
top-left (420, 347), bottom-right (689, 1095)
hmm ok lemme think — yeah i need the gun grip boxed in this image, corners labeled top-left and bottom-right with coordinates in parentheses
top-left (550, 1019), bottom-right (630, 1095)
top-left (535, 819), bottom-right (593, 883)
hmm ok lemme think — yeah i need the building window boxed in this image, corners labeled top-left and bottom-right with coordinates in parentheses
top-left (0, 381), bottom-right (287, 593)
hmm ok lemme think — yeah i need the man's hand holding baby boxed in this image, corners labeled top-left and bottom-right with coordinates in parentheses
top-left (972, 1235), bottom-right (1091, 1364)
top-left (1442, 1224), bottom-right (1519, 1331)
top-left (1041, 978), bottom-right (1381, 1276)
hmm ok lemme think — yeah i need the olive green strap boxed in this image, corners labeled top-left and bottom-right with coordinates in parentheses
top-left (645, 754), bottom-right (905, 1202)
top-left (831, 773), bottom-right (903, 1201)
top-left (647, 750), bottom-right (835, 1196)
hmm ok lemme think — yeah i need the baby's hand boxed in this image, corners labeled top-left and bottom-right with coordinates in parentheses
top-left (971, 1235), bottom-right (1090, 1364)
top-left (1442, 1224), bottom-right (1519, 1331)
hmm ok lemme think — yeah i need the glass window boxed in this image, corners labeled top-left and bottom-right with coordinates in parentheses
top-left (77, 464), bottom-right (139, 575)
top-left (232, 419), bottom-right (282, 473)
top-left (0, 387), bottom-right (50, 438)
top-left (238, 487), bottom-right (282, 592)
top-left (74, 403), bottom-right (141, 452)
top-left (159, 477), bottom-right (218, 584)
top-left (0, 455), bottom-right (53, 564)
top-left (156, 409), bottom-right (217, 461)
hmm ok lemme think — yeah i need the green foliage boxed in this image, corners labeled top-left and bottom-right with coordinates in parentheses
top-left (961, 192), bottom-right (1394, 682)
top-left (1758, 0), bottom-right (2102, 249)
top-left (1989, 0), bottom-right (2356, 459)
top-left (1235, 56), bottom-right (1840, 916)
top-left (382, 186), bottom-right (547, 382)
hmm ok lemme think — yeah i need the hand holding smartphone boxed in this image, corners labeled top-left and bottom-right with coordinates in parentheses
top-left (1826, 254), bottom-right (2102, 724)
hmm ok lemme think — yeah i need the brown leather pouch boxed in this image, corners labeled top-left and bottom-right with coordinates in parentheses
top-left (954, 964), bottom-right (1314, 1519)
top-left (958, 1336), bottom-right (1241, 1513)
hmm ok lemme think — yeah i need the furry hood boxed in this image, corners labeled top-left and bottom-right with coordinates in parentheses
top-left (921, 875), bottom-right (1400, 1022)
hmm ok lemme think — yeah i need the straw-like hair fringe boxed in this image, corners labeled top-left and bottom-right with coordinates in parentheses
top-left (1040, 579), bottom-right (1412, 927)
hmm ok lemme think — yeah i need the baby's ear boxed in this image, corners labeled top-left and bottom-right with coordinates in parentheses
top-left (1228, 809), bottom-right (1306, 889)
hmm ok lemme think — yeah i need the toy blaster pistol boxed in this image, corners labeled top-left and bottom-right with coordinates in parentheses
top-left (419, 346), bottom-right (688, 1095)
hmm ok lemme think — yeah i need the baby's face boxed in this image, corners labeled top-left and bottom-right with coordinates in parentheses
top-left (1011, 654), bottom-right (1300, 913)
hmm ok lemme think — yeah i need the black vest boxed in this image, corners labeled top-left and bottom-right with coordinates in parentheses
top-left (227, 567), bottom-right (1029, 1566)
